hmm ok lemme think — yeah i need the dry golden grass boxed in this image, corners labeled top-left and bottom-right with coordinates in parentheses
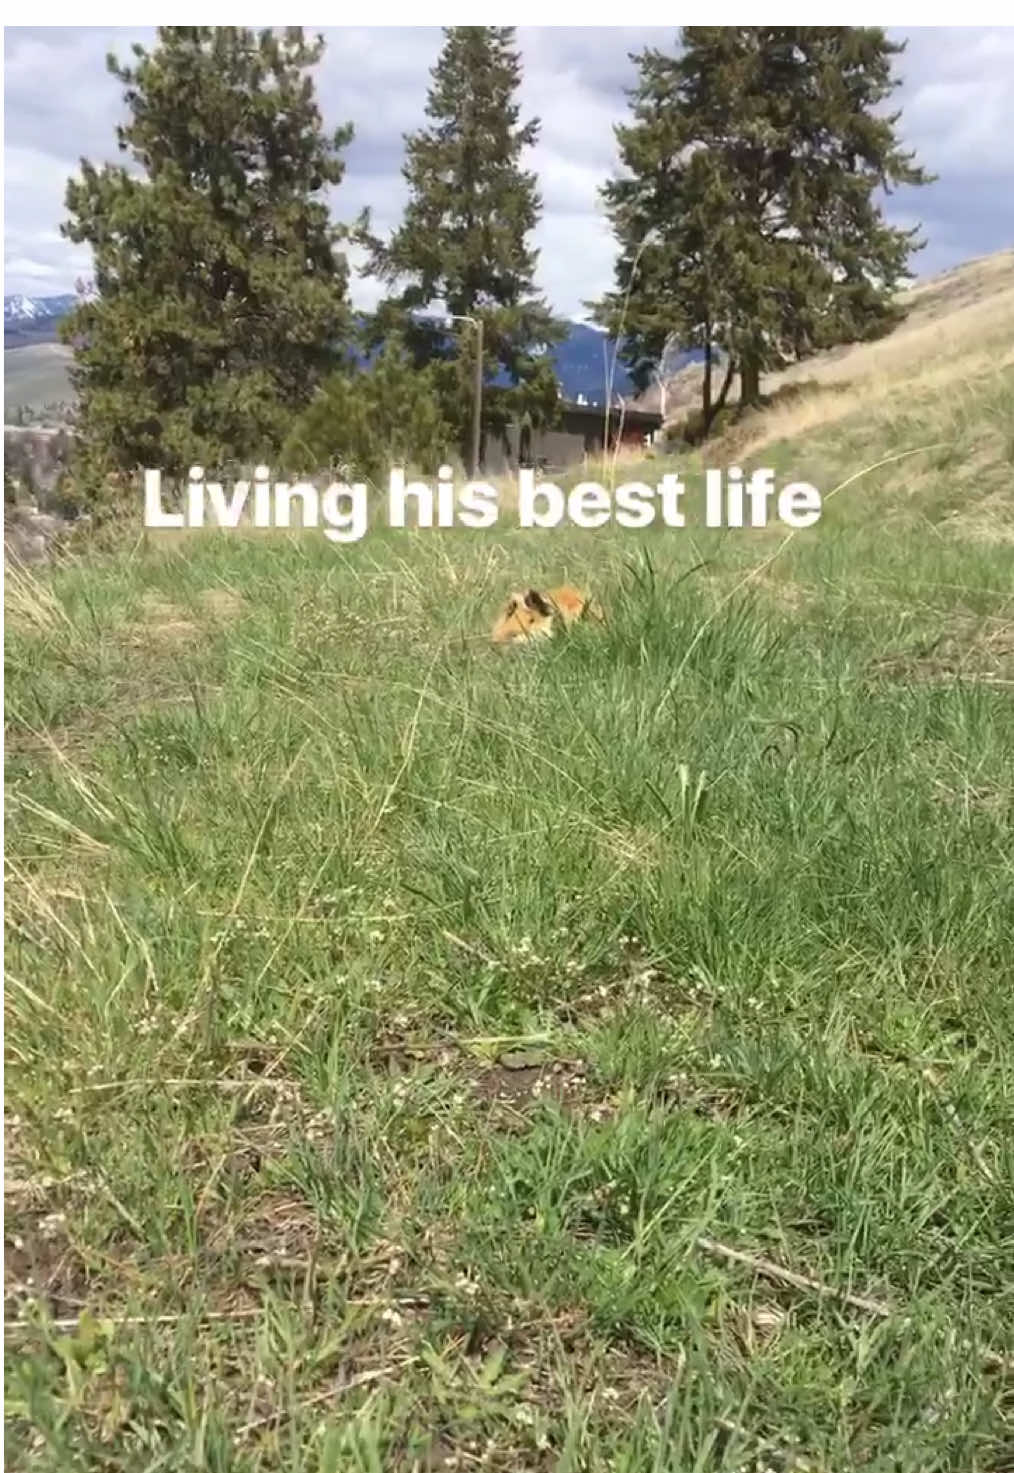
top-left (939, 489), bottom-right (1014, 547)
top-left (196, 587), bottom-right (247, 621)
top-left (3, 562), bottom-right (74, 636)
top-left (708, 249), bottom-right (1014, 459)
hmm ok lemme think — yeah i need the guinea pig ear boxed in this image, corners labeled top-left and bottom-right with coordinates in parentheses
top-left (524, 588), bottom-right (553, 617)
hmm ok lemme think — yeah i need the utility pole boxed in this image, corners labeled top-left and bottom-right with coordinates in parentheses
top-left (471, 316), bottom-right (483, 480)
top-left (446, 313), bottom-right (483, 478)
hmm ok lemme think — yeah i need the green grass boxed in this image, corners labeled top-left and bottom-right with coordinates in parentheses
top-left (5, 364), bottom-right (1014, 1471)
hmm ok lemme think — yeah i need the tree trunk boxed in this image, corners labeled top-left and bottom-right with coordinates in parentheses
top-left (701, 349), bottom-right (736, 436)
top-left (702, 333), bottom-right (712, 426)
top-left (739, 348), bottom-right (762, 408)
top-left (714, 353), bottom-right (736, 415)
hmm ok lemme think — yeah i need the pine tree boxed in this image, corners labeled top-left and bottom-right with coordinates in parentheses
top-left (60, 26), bottom-right (355, 488)
top-left (595, 27), bottom-right (933, 425)
top-left (281, 336), bottom-right (454, 486)
top-left (361, 26), bottom-right (564, 467)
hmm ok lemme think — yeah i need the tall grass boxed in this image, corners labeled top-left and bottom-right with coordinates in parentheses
top-left (4, 359), bottom-right (1013, 1470)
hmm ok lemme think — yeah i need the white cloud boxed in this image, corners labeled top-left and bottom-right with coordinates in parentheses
top-left (4, 26), bottom-right (1013, 314)
top-left (887, 27), bottom-right (1014, 176)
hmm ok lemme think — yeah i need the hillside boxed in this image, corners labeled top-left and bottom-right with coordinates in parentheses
top-left (5, 243), bottom-right (1013, 1470)
top-left (3, 341), bottom-right (75, 420)
top-left (736, 247), bottom-right (1014, 453)
top-left (629, 249), bottom-right (1014, 441)
top-left (764, 248), bottom-right (1014, 393)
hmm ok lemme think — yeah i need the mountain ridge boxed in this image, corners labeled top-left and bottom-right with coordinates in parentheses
top-left (4, 293), bottom-right (708, 406)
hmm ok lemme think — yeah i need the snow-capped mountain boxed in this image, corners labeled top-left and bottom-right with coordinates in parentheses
top-left (5, 293), bottom-right (77, 323)
top-left (5, 293), bottom-right (78, 345)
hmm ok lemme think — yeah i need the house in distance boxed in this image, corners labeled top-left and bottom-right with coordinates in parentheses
top-left (487, 396), bottom-right (664, 475)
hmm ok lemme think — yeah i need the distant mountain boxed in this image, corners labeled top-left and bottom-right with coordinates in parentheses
top-left (356, 317), bottom-right (704, 404)
top-left (4, 293), bottom-right (78, 347)
top-left (5, 293), bottom-right (77, 323)
top-left (550, 323), bottom-right (636, 402)
top-left (4, 295), bottom-right (699, 405)
top-left (549, 326), bottom-right (708, 403)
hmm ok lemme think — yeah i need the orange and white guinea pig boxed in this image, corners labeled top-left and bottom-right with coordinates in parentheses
top-left (490, 585), bottom-right (605, 646)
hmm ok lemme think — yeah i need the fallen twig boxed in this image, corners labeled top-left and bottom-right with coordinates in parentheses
top-left (235, 1368), bottom-right (388, 1439)
top-left (441, 928), bottom-right (498, 965)
top-left (921, 1066), bottom-right (997, 1185)
top-left (68, 1076), bottom-right (288, 1095)
top-left (7, 1307), bottom-right (262, 1334)
top-left (693, 1234), bottom-right (1010, 1371)
top-left (695, 1234), bottom-right (892, 1316)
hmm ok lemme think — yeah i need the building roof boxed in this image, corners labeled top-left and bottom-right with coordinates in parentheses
top-left (558, 399), bottom-right (664, 429)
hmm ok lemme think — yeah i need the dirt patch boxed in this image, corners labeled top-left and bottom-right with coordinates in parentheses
top-left (869, 618), bottom-right (1014, 685)
top-left (471, 1056), bottom-right (598, 1119)
top-left (4, 1124), bottom-right (99, 1325)
top-left (5, 1201), bottom-right (93, 1324)
top-left (370, 1034), bottom-right (455, 1067)
top-left (128, 588), bottom-right (244, 645)
top-left (940, 490), bottom-right (1014, 547)
top-left (207, 1189), bottom-right (322, 1272)
top-left (139, 593), bottom-right (181, 620)
top-left (148, 618), bottom-right (201, 644)
top-left (129, 593), bottom-right (201, 645)
top-left (473, 1062), bottom-right (551, 1106)
top-left (755, 577), bottom-right (813, 613)
top-left (492, 1310), bottom-right (683, 1423)
top-left (367, 1034), bottom-right (615, 1127)
top-left (197, 587), bottom-right (246, 621)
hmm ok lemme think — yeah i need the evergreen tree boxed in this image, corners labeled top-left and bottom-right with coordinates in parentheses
top-left (60, 26), bottom-right (355, 487)
top-left (361, 26), bottom-right (564, 466)
top-left (595, 27), bottom-right (933, 424)
top-left (281, 337), bottom-right (454, 485)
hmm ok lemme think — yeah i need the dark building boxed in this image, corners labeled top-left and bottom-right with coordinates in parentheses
top-left (484, 399), bottom-right (664, 476)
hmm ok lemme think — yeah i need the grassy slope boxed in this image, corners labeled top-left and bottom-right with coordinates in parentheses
top-left (3, 343), bottom-right (74, 420)
top-left (4, 285), bottom-right (1014, 1470)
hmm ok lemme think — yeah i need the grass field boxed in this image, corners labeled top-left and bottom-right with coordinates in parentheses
top-left (3, 343), bottom-right (74, 420)
top-left (4, 321), bottom-right (1014, 1467)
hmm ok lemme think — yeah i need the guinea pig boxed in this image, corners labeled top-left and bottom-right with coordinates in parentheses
top-left (490, 584), bottom-right (604, 646)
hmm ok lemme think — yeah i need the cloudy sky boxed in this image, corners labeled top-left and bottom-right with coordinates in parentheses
top-left (4, 26), bottom-right (1013, 319)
